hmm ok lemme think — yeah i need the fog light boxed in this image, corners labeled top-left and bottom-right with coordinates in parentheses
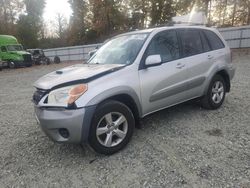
top-left (59, 128), bottom-right (70, 138)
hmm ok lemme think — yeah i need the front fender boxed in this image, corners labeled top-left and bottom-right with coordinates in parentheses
top-left (85, 86), bottom-right (142, 117)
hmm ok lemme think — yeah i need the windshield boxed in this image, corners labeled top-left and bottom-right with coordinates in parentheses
top-left (7, 45), bottom-right (23, 51)
top-left (88, 33), bottom-right (148, 65)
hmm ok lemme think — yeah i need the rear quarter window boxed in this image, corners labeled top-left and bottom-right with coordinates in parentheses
top-left (203, 30), bottom-right (225, 50)
top-left (200, 31), bottom-right (211, 52)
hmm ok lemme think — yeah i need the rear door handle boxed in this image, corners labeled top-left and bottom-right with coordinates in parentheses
top-left (176, 63), bottom-right (185, 69)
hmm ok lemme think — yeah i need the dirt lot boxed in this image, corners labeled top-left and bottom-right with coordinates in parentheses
top-left (0, 56), bottom-right (250, 188)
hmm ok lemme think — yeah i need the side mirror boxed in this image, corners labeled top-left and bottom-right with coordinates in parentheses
top-left (145, 55), bottom-right (162, 67)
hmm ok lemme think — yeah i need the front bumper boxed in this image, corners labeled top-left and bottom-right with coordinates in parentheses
top-left (15, 60), bottom-right (32, 67)
top-left (34, 106), bottom-right (86, 143)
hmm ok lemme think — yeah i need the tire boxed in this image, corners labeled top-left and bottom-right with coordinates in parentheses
top-left (201, 75), bottom-right (226, 110)
top-left (26, 63), bottom-right (32, 67)
top-left (40, 60), bottom-right (46, 65)
top-left (35, 60), bottom-right (41, 65)
top-left (89, 100), bottom-right (135, 155)
top-left (8, 61), bottom-right (16, 69)
top-left (46, 58), bottom-right (50, 65)
top-left (54, 56), bottom-right (60, 64)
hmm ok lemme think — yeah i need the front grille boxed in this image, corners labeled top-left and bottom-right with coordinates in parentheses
top-left (33, 89), bottom-right (47, 105)
top-left (23, 54), bottom-right (32, 62)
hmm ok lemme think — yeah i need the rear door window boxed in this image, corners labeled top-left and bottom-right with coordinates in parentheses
top-left (203, 30), bottom-right (225, 50)
top-left (178, 29), bottom-right (203, 57)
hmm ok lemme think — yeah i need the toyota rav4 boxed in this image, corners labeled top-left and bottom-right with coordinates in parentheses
top-left (33, 26), bottom-right (235, 155)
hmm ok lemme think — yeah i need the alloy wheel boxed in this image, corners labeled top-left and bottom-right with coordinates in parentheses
top-left (96, 112), bottom-right (128, 147)
top-left (211, 81), bottom-right (224, 104)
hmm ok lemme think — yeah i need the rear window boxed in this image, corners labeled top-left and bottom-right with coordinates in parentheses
top-left (203, 30), bottom-right (225, 50)
top-left (178, 29), bottom-right (203, 57)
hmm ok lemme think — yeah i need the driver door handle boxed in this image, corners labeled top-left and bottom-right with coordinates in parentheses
top-left (176, 63), bottom-right (185, 69)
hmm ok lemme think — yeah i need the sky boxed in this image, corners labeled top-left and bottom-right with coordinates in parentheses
top-left (43, 0), bottom-right (72, 29)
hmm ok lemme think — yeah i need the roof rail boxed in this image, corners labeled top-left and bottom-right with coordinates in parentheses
top-left (173, 21), bottom-right (206, 26)
top-left (147, 21), bottom-right (207, 29)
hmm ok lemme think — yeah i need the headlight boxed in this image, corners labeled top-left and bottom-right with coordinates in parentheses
top-left (48, 84), bottom-right (88, 105)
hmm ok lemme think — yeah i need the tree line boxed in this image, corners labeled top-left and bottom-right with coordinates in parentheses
top-left (1, 0), bottom-right (250, 49)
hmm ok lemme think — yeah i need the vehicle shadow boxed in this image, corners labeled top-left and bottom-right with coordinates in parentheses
top-left (25, 100), bottom-right (204, 165)
top-left (139, 100), bottom-right (202, 129)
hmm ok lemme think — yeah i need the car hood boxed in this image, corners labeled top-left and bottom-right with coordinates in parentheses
top-left (34, 63), bottom-right (125, 90)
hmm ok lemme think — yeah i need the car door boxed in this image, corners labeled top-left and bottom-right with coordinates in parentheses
top-left (0, 46), bottom-right (8, 60)
top-left (177, 29), bottom-right (213, 99)
top-left (203, 29), bottom-right (227, 69)
top-left (139, 29), bottom-right (189, 116)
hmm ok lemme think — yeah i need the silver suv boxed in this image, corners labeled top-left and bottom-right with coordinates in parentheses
top-left (33, 26), bottom-right (235, 155)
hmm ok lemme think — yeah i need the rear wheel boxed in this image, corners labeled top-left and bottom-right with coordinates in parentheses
top-left (201, 75), bottom-right (226, 110)
top-left (34, 59), bottom-right (41, 65)
top-left (89, 100), bottom-right (135, 155)
top-left (46, 58), bottom-right (50, 65)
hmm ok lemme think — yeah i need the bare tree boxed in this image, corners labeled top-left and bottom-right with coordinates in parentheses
top-left (231, 0), bottom-right (237, 26)
top-left (55, 13), bottom-right (68, 38)
top-left (222, 0), bottom-right (228, 25)
top-left (246, 0), bottom-right (250, 24)
top-left (0, 0), bottom-right (24, 34)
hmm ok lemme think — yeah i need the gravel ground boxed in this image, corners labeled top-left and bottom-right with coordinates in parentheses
top-left (0, 57), bottom-right (250, 188)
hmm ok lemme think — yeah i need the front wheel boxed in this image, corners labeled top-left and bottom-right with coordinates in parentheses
top-left (89, 100), bottom-right (135, 155)
top-left (201, 75), bottom-right (226, 110)
top-left (8, 61), bottom-right (16, 69)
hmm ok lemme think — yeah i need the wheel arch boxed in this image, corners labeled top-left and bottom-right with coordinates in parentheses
top-left (86, 86), bottom-right (142, 127)
top-left (216, 70), bottom-right (230, 92)
top-left (204, 69), bottom-right (231, 94)
top-left (102, 94), bottom-right (141, 127)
